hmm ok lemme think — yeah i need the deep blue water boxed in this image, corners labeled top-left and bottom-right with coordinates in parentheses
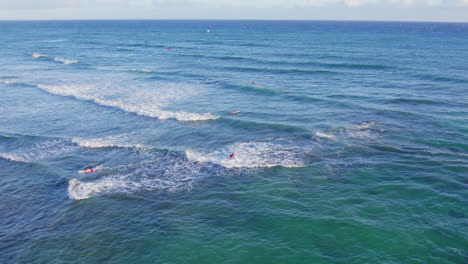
top-left (1, 20), bottom-right (467, 263)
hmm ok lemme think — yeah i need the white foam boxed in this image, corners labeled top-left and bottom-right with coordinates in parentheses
top-left (72, 135), bottom-right (145, 149)
top-left (32, 53), bottom-right (46, 59)
top-left (186, 140), bottom-right (311, 168)
top-left (68, 152), bottom-right (203, 200)
top-left (54, 57), bottom-right (79, 64)
top-left (315, 132), bottom-right (336, 140)
top-left (37, 84), bottom-right (218, 121)
top-left (68, 177), bottom-right (130, 200)
top-left (0, 139), bottom-right (76, 163)
top-left (0, 153), bottom-right (28, 163)
top-left (1, 80), bottom-right (16, 85)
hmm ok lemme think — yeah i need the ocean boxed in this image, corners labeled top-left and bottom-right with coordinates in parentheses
top-left (0, 20), bottom-right (467, 263)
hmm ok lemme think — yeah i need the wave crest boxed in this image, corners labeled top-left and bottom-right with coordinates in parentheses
top-left (36, 84), bottom-right (218, 122)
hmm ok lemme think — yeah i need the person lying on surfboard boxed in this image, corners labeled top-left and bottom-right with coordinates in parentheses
top-left (230, 110), bottom-right (240, 114)
top-left (228, 153), bottom-right (235, 159)
top-left (85, 168), bottom-right (94, 173)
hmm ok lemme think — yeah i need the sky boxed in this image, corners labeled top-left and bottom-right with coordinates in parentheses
top-left (0, 0), bottom-right (467, 22)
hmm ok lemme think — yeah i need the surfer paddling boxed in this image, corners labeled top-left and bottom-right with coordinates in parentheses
top-left (228, 153), bottom-right (236, 159)
top-left (79, 167), bottom-right (98, 174)
top-left (230, 110), bottom-right (240, 114)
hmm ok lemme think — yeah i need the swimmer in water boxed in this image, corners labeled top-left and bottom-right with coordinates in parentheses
top-left (85, 168), bottom-right (94, 173)
top-left (228, 153), bottom-right (235, 159)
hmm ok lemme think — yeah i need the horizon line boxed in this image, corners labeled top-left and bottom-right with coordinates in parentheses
top-left (0, 18), bottom-right (467, 23)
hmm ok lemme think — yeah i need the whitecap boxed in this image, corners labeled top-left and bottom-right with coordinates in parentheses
top-left (54, 57), bottom-right (79, 64)
top-left (72, 135), bottom-right (145, 149)
top-left (186, 140), bottom-right (313, 168)
top-left (32, 53), bottom-right (46, 59)
top-left (36, 83), bottom-right (218, 122)
top-left (315, 132), bottom-right (336, 140)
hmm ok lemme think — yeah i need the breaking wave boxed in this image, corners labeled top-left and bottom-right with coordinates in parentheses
top-left (32, 53), bottom-right (46, 59)
top-left (72, 134), bottom-right (146, 149)
top-left (36, 84), bottom-right (218, 121)
top-left (186, 138), bottom-right (317, 168)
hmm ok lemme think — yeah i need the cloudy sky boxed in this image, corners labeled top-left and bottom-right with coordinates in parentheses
top-left (0, 0), bottom-right (467, 21)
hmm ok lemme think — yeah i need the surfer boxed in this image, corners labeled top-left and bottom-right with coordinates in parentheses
top-left (228, 153), bottom-right (235, 159)
top-left (283, 90), bottom-right (290, 93)
top-left (85, 168), bottom-right (94, 173)
top-left (230, 110), bottom-right (240, 114)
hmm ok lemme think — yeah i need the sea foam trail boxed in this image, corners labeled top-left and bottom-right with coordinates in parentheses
top-left (0, 139), bottom-right (76, 163)
top-left (36, 84), bottom-right (218, 121)
top-left (67, 150), bottom-right (209, 200)
top-left (186, 139), bottom-right (315, 168)
top-left (72, 135), bottom-right (145, 149)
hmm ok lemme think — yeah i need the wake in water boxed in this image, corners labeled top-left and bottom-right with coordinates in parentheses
top-left (186, 137), bottom-right (321, 168)
top-left (67, 144), bottom-right (222, 200)
top-left (315, 122), bottom-right (384, 141)
top-left (0, 138), bottom-right (76, 163)
top-left (36, 83), bottom-right (218, 121)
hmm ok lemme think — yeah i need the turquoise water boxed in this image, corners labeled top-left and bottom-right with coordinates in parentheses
top-left (0, 20), bottom-right (467, 263)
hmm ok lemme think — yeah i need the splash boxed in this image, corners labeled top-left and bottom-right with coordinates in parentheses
top-left (186, 139), bottom-right (314, 168)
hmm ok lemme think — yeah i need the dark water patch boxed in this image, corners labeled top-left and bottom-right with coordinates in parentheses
top-left (322, 62), bottom-right (392, 70)
top-left (219, 82), bottom-right (279, 95)
top-left (78, 40), bottom-right (104, 45)
top-left (130, 69), bottom-right (205, 80)
top-left (271, 68), bottom-right (338, 75)
top-left (371, 145), bottom-right (427, 154)
top-left (327, 94), bottom-right (372, 100)
top-left (287, 94), bottom-right (333, 104)
top-left (121, 43), bottom-right (167, 49)
top-left (179, 53), bottom-right (254, 62)
top-left (413, 73), bottom-right (468, 84)
top-left (385, 98), bottom-right (442, 105)
top-left (237, 42), bottom-right (270, 47)
top-left (218, 65), bottom-right (338, 76)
